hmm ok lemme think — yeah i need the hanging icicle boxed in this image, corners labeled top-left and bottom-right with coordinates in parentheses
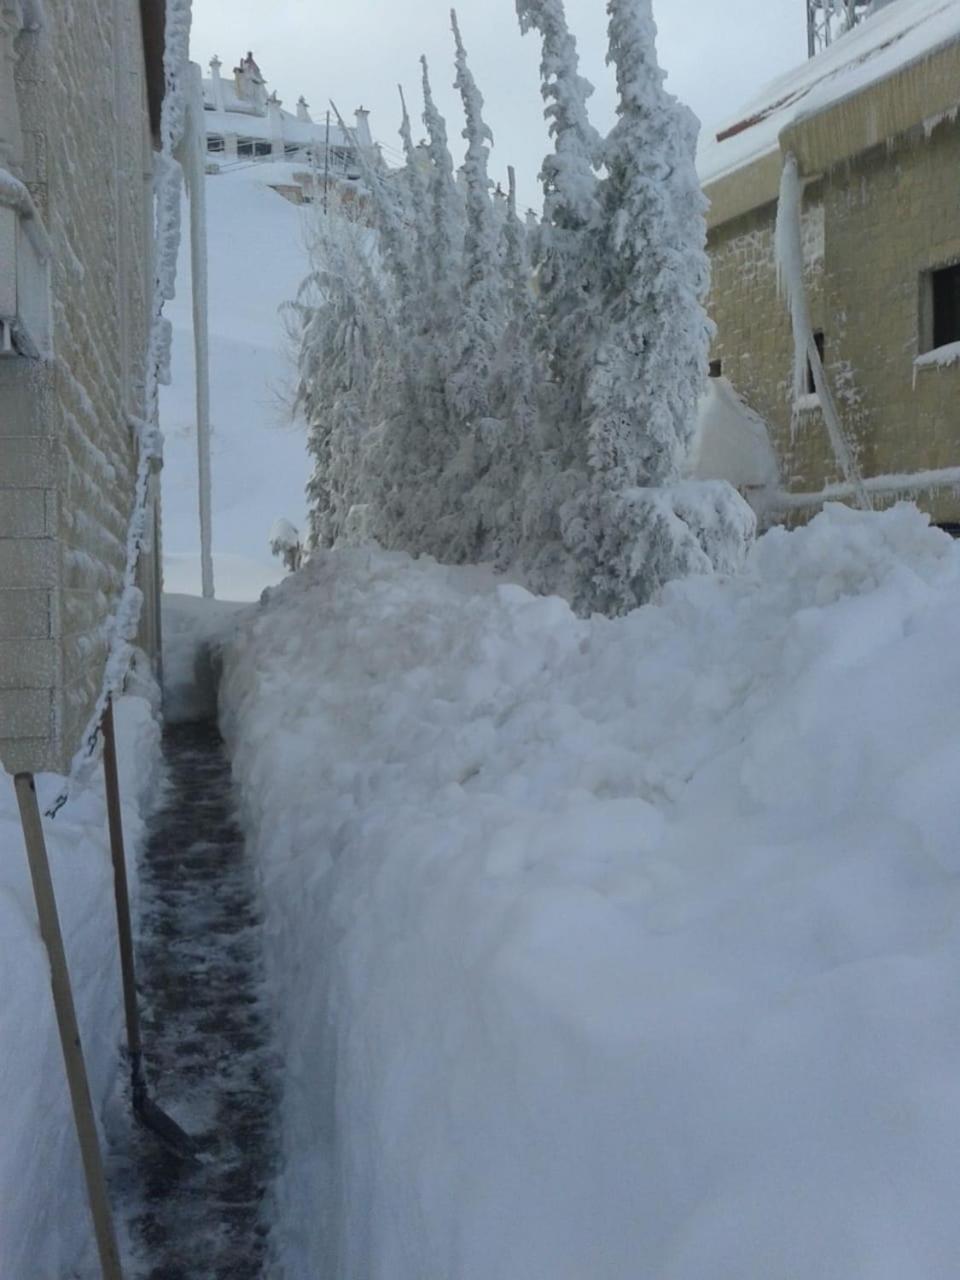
top-left (774, 152), bottom-right (872, 511)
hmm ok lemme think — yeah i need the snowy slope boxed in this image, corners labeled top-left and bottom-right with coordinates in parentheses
top-left (0, 696), bottom-right (161, 1278)
top-left (160, 162), bottom-right (311, 599)
top-left (220, 502), bottom-right (960, 1279)
top-left (699, 0), bottom-right (960, 184)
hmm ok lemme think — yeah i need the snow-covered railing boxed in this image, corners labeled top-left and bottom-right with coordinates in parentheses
top-left (766, 465), bottom-right (960, 513)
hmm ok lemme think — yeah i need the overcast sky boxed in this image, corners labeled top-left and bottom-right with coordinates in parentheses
top-left (190, 0), bottom-right (807, 207)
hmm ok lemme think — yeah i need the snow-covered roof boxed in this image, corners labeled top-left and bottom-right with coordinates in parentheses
top-left (699, 0), bottom-right (960, 187)
top-left (202, 102), bottom-right (351, 149)
top-left (688, 378), bottom-right (779, 492)
top-left (201, 88), bottom-right (352, 148)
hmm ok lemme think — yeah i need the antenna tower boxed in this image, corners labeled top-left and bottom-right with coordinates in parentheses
top-left (806, 0), bottom-right (873, 57)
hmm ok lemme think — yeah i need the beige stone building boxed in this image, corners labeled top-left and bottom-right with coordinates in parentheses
top-left (0, 0), bottom-right (167, 772)
top-left (700, 0), bottom-right (960, 529)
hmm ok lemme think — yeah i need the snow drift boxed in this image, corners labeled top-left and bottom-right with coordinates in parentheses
top-left (220, 503), bottom-right (960, 1279)
top-left (0, 695), bottom-right (161, 1278)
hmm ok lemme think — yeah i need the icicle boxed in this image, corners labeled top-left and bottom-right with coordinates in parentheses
top-left (774, 153), bottom-right (872, 511)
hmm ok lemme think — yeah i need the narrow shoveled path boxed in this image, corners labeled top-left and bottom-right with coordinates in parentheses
top-left (114, 720), bottom-right (278, 1280)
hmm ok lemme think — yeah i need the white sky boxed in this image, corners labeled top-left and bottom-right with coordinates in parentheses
top-left (190, 0), bottom-right (808, 207)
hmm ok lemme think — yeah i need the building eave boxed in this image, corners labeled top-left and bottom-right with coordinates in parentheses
top-left (705, 35), bottom-right (960, 231)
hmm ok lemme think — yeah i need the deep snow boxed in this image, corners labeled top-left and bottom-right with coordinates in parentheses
top-left (160, 161), bottom-right (312, 600)
top-left (0, 695), bottom-right (161, 1278)
top-left (218, 501), bottom-right (960, 1279)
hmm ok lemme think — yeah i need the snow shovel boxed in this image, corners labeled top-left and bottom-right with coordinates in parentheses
top-left (101, 697), bottom-right (197, 1160)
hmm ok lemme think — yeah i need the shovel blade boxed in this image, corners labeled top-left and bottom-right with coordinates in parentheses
top-left (134, 1092), bottom-right (199, 1162)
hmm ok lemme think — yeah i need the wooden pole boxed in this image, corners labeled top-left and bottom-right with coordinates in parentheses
top-left (101, 699), bottom-right (144, 1079)
top-left (13, 773), bottom-right (124, 1280)
top-left (100, 698), bottom-right (197, 1159)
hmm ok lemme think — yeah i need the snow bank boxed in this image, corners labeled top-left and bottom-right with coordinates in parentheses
top-left (162, 593), bottom-right (250, 723)
top-left (220, 504), bottom-right (960, 1279)
top-left (0, 695), bottom-right (161, 1278)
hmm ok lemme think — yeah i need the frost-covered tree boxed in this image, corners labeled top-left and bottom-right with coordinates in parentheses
top-left (420, 56), bottom-right (464, 315)
top-left (438, 11), bottom-right (515, 561)
top-left (448, 10), bottom-right (502, 426)
top-left (590, 0), bottom-right (710, 489)
top-left (290, 207), bottom-right (388, 550)
top-left (515, 0), bottom-right (603, 336)
top-left (565, 0), bottom-right (753, 614)
top-left (292, 3), bottom-right (754, 614)
top-left (513, 0), bottom-right (604, 590)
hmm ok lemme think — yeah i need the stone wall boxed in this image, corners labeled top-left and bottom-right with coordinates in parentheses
top-left (0, 0), bottom-right (156, 773)
top-left (706, 113), bottom-right (960, 527)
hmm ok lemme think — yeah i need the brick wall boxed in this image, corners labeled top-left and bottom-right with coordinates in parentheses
top-left (0, 0), bottom-right (155, 773)
top-left (706, 115), bottom-right (960, 527)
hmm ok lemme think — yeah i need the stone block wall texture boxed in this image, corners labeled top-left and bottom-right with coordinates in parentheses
top-left (706, 115), bottom-right (960, 527)
top-left (0, 1), bottom-right (155, 773)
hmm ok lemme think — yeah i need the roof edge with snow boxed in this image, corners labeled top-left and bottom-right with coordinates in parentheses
top-left (702, 0), bottom-right (960, 228)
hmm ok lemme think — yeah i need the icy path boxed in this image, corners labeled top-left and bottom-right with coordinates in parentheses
top-left (113, 722), bottom-right (278, 1279)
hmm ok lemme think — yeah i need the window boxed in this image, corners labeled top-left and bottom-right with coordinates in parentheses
top-left (708, 358), bottom-right (722, 378)
top-left (254, 141), bottom-right (272, 158)
top-left (237, 138), bottom-right (254, 157)
top-left (0, 202), bottom-right (52, 359)
top-left (932, 263), bottom-right (960, 350)
top-left (207, 135), bottom-right (224, 153)
top-left (805, 330), bottom-right (825, 394)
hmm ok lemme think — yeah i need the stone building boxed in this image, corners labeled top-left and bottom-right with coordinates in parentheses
top-left (0, 0), bottom-right (167, 772)
top-left (202, 51), bottom-right (377, 176)
top-left (701, 0), bottom-right (960, 528)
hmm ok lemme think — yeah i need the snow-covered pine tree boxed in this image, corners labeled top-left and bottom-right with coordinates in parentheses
top-left (513, 0), bottom-right (604, 593)
top-left (569, 0), bottom-right (754, 614)
top-left (479, 165), bottom-right (537, 568)
top-left (515, 0), bottom-right (603, 343)
top-left (292, 206), bottom-right (387, 549)
top-left (448, 11), bottom-right (501, 424)
top-left (293, 4), bottom-right (753, 612)
top-left (420, 56), bottom-right (464, 315)
top-left (397, 85), bottom-right (432, 304)
top-left (442, 11), bottom-right (512, 561)
top-left (327, 101), bottom-right (448, 552)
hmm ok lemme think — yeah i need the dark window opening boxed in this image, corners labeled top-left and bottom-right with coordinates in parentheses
top-left (708, 358), bottom-right (722, 378)
top-left (254, 140), bottom-right (272, 157)
top-left (932, 263), bottom-right (960, 350)
top-left (237, 138), bottom-right (254, 157)
top-left (805, 330), bottom-right (825, 394)
top-left (207, 135), bottom-right (224, 153)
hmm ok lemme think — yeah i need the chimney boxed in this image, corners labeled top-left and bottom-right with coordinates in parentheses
top-left (236, 51), bottom-right (267, 113)
top-left (209, 54), bottom-right (225, 112)
top-left (296, 95), bottom-right (312, 123)
top-left (353, 106), bottom-right (372, 149)
top-left (267, 90), bottom-right (284, 156)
